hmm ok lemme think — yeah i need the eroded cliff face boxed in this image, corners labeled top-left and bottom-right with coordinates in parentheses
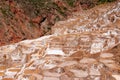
top-left (0, 1), bottom-right (120, 80)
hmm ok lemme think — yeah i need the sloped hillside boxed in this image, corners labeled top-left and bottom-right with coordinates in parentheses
top-left (0, 1), bottom-right (119, 80)
top-left (0, 0), bottom-right (117, 46)
top-left (0, 0), bottom-right (77, 46)
top-left (0, 0), bottom-right (43, 46)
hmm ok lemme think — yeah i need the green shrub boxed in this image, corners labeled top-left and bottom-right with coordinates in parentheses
top-left (0, 5), bottom-right (14, 18)
top-left (98, 0), bottom-right (116, 3)
top-left (65, 0), bottom-right (76, 7)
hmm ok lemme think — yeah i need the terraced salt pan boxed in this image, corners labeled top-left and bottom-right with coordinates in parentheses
top-left (70, 69), bottom-right (88, 77)
top-left (43, 77), bottom-right (59, 80)
top-left (0, 2), bottom-right (120, 80)
top-left (100, 53), bottom-right (114, 58)
top-left (43, 63), bottom-right (57, 69)
top-left (43, 71), bottom-right (61, 77)
top-left (59, 61), bottom-right (78, 67)
top-left (79, 58), bottom-right (97, 64)
top-left (112, 75), bottom-right (120, 80)
top-left (99, 59), bottom-right (115, 64)
top-left (89, 65), bottom-right (101, 76)
top-left (45, 48), bottom-right (65, 56)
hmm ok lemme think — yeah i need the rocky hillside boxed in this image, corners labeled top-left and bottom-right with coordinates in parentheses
top-left (0, 0), bottom-right (43, 46)
top-left (0, 0), bottom-right (84, 46)
top-left (0, 0), bottom-right (117, 46)
top-left (0, 1), bottom-right (119, 80)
